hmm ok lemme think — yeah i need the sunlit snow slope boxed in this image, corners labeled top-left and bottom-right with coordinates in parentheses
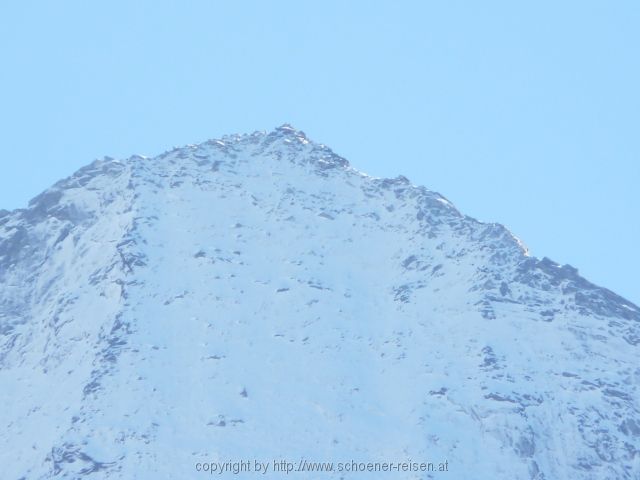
top-left (1, 125), bottom-right (639, 479)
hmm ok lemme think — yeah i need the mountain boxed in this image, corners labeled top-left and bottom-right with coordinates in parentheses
top-left (1, 124), bottom-right (638, 479)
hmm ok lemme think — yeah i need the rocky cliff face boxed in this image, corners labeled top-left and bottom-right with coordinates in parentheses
top-left (1, 125), bottom-right (639, 479)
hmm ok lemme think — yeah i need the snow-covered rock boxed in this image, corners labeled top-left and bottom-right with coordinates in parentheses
top-left (1, 125), bottom-right (638, 479)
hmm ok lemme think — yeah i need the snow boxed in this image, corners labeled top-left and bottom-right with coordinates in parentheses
top-left (0, 125), bottom-right (639, 479)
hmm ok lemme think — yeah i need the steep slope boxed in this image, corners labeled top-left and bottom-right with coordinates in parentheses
top-left (1, 125), bottom-right (639, 479)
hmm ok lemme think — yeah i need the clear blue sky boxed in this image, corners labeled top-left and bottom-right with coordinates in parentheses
top-left (1, 1), bottom-right (638, 304)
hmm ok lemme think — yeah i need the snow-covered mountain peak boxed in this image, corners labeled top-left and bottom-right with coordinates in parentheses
top-left (1, 126), bottom-right (639, 479)
top-left (273, 122), bottom-right (302, 135)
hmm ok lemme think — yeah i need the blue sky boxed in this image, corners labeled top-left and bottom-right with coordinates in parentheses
top-left (1, 1), bottom-right (638, 304)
